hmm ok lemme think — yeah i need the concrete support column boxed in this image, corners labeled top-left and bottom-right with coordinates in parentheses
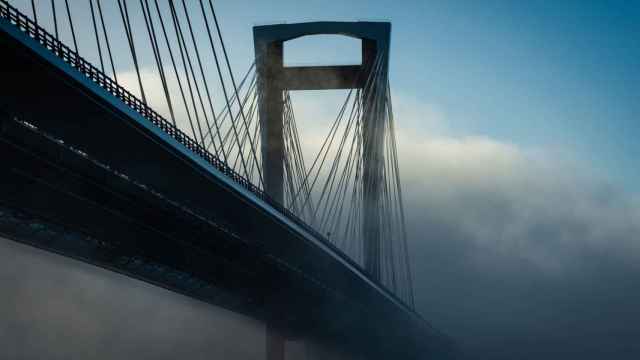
top-left (256, 39), bottom-right (286, 360)
top-left (361, 39), bottom-right (386, 282)
top-left (256, 41), bottom-right (285, 204)
top-left (266, 325), bottom-right (285, 360)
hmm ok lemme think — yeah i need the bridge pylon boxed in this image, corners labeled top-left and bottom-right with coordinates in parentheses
top-left (253, 21), bottom-right (391, 281)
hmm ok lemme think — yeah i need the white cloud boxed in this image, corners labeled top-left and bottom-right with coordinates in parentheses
top-left (392, 112), bottom-right (640, 275)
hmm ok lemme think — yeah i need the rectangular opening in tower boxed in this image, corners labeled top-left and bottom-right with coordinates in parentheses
top-left (284, 35), bottom-right (362, 67)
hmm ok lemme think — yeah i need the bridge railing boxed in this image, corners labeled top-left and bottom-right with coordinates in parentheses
top-left (0, 2), bottom-right (269, 202)
top-left (0, 0), bottom-right (418, 309)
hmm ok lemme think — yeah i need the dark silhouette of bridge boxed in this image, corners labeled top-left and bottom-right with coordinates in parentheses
top-left (0, 1), bottom-right (454, 359)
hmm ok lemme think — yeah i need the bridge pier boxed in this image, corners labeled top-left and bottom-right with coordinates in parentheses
top-left (254, 22), bottom-right (390, 360)
top-left (266, 325), bottom-right (285, 360)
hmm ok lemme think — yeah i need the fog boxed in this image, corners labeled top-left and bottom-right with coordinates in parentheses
top-left (1, 89), bottom-right (640, 359)
top-left (396, 130), bottom-right (640, 359)
top-left (0, 236), bottom-right (266, 360)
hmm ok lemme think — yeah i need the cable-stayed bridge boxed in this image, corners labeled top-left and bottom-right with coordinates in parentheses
top-left (0, 1), bottom-right (454, 359)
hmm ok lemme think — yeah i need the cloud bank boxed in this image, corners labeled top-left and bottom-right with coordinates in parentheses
top-left (1, 72), bottom-right (639, 359)
top-left (389, 98), bottom-right (640, 359)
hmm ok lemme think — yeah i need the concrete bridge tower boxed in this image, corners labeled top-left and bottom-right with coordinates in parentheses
top-left (253, 21), bottom-right (391, 281)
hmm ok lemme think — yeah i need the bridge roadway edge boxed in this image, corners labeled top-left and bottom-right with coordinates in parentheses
top-left (0, 9), bottom-right (455, 360)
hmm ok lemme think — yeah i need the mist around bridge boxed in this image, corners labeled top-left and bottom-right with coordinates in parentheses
top-left (2, 97), bottom-right (640, 359)
top-left (2, 0), bottom-right (640, 359)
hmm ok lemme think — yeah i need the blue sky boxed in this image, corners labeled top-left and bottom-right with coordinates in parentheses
top-left (214, 0), bottom-right (640, 189)
top-left (12, 0), bottom-right (640, 188)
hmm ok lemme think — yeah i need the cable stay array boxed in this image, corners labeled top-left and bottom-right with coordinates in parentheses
top-left (16, 0), bottom-right (413, 307)
top-left (279, 55), bottom-right (415, 305)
